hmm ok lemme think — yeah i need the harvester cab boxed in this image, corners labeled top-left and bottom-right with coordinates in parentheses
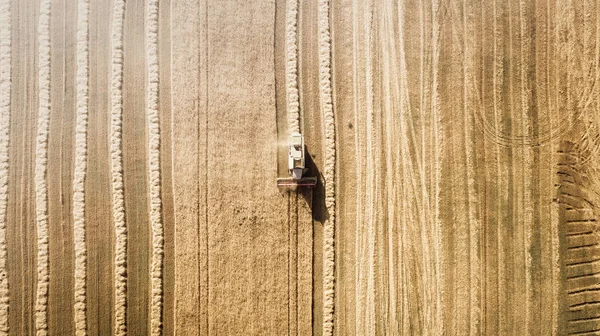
top-left (289, 133), bottom-right (304, 178)
top-left (277, 132), bottom-right (317, 190)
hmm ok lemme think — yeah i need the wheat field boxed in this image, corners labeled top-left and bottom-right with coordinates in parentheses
top-left (0, 0), bottom-right (599, 335)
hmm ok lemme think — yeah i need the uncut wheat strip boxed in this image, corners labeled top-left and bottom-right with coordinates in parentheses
top-left (110, 0), bottom-right (127, 334)
top-left (318, 0), bottom-right (336, 334)
top-left (146, 0), bottom-right (163, 334)
top-left (35, 0), bottom-right (51, 334)
top-left (73, 0), bottom-right (90, 334)
top-left (0, 0), bottom-right (11, 334)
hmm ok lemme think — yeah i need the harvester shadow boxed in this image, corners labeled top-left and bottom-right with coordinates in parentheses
top-left (303, 148), bottom-right (328, 223)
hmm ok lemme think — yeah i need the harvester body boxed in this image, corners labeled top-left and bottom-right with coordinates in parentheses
top-left (289, 133), bottom-right (305, 179)
top-left (277, 132), bottom-right (317, 190)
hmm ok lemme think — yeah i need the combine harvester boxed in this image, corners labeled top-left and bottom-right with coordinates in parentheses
top-left (277, 132), bottom-right (317, 190)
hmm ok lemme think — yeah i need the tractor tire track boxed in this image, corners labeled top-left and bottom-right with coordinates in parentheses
top-left (558, 141), bottom-right (600, 336)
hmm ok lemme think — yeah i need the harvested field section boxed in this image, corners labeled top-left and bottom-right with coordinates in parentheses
top-left (47, 0), bottom-right (77, 334)
top-left (3, 0), bottom-right (600, 335)
top-left (7, 0), bottom-right (38, 334)
top-left (0, 0), bottom-right (10, 333)
top-left (86, 0), bottom-right (112, 335)
top-left (122, 0), bottom-right (151, 334)
top-left (331, 0), bottom-right (599, 335)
